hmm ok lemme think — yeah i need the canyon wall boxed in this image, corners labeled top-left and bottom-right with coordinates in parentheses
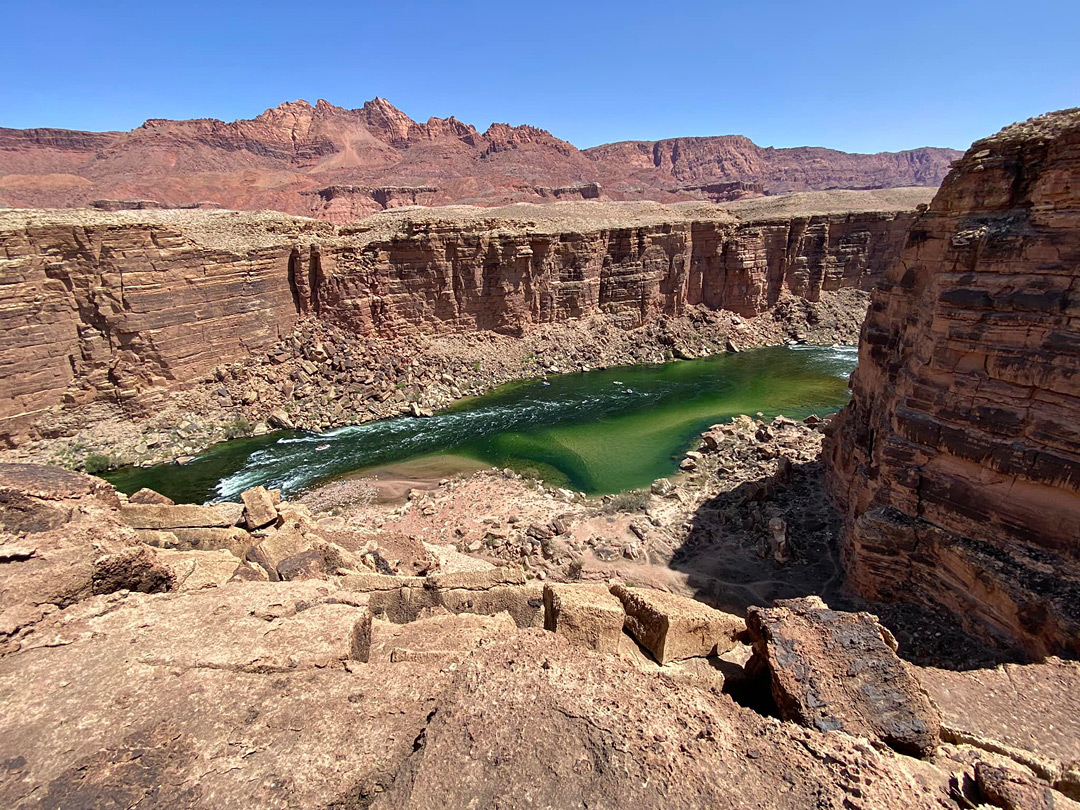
top-left (824, 109), bottom-right (1080, 657)
top-left (0, 211), bottom-right (331, 444)
top-left (313, 208), bottom-right (918, 336)
top-left (0, 199), bottom-right (918, 446)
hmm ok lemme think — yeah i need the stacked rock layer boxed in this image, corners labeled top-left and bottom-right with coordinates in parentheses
top-left (0, 201), bottom-right (918, 445)
top-left (825, 109), bottom-right (1080, 657)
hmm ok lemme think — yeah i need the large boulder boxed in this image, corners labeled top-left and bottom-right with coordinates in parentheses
top-left (246, 524), bottom-right (311, 581)
top-left (0, 464), bottom-right (136, 612)
top-left (746, 596), bottom-right (941, 756)
top-left (92, 546), bottom-right (177, 595)
top-left (542, 584), bottom-right (624, 653)
top-left (975, 762), bottom-right (1080, 810)
top-left (120, 503), bottom-right (244, 530)
top-left (240, 486), bottom-right (278, 530)
top-left (610, 584), bottom-right (743, 665)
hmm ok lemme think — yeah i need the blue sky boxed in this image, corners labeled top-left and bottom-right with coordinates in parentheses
top-left (3, 0), bottom-right (1077, 153)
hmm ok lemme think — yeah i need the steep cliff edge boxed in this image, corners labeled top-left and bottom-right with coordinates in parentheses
top-left (825, 109), bottom-right (1080, 657)
top-left (0, 193), bottom-right (926, 452)
top-left (0, 210), bottom-right (332, 442)
top-left (314, 198), bottom-right (921, 336)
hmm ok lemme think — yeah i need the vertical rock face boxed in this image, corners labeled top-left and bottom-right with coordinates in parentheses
top-left (0, 200), bottom-right (915, 446)
top-left (0, 211), bottom-right (326, 443)
top-left (315, 208), bottom-right (917, 336)
top-left (825, 109), bottom-right (1080, 657)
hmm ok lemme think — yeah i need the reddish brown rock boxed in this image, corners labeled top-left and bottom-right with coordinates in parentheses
top-left (825, 108), bottom-right (1080, 657)
top-left (746, 597), bottom-right (941, 757)
top-left (0, 97), bottom-right (958, 218)
top-left (0, 584), bottom-right (964, 809)
top-left (917, 657), bottom-right (1080, 769)
top-left (975, 762), bottom-right (1080, 810)
top-left (370, 631), bottom-right (955, 809)
top-left (0, 464), bottom-right (135, 612)
top-left (0, 210), bottom-right (323, 445)
top-left (1, 197), bottom-right (917, 448)
top-left (128, 487), bottom-right (174, 505)
top-left (91, 545), bottom-right (177, 595)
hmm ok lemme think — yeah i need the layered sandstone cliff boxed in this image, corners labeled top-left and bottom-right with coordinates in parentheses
top-left (309, 198), bottom-right (923, 336)
top-left (0, 210), bottom-right (331, 443)
top-left (825, 109), bottom-right (1080, 657)
top-left (0, 194), bottom-right (926, 447)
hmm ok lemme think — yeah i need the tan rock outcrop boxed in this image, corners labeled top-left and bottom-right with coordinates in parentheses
top-left (0, 463), bottom-right (135, 613)
top-left (542, 583), bottom-right (624, 652)
top-left (825, 108), bottom-right (1080, 657)
top-left (0, 583), bottom-right (969, 809)
top-left (610, 583), bottom-right (742, 664)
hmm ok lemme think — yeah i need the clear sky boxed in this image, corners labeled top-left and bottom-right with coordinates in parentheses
top-left (3, 0), bottom-right (1077, 153)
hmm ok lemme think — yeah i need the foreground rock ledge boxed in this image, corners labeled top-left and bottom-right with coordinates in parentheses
top-left (747, 596), bottom-right (942, 757)
top-left (0, 584), bottom-right (956, 810)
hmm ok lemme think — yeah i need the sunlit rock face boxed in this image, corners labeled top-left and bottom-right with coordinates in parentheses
top-left (0, 200), bottom-right (915, 446)
top-left (825, 108), bottom-right (1080, 658)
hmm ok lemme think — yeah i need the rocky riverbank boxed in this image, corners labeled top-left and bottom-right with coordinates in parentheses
top-left (2, 423), bottom-right (1076, 808)
top-left (1, 289), bottom-right (866, 472)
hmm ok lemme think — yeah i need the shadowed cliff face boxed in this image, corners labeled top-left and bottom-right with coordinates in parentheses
top-left (0, 201), bottom-right (918, 447)
top-left (825, 108), bottom-right (1080, 658)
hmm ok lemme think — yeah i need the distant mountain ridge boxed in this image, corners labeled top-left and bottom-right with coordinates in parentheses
top-left (0, 97), bottom-right (962, 221)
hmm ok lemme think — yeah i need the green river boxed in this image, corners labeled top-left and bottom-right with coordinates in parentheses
top-left (106, 345), bottom-right (857, 504)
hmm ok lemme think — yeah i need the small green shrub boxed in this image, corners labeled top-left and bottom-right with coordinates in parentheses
top-left (602, 489), bottom-right (650, 514)
top-left (223, 417), bottom-right (253, 439)
top-left (83, 453), bottom-right (112, 475)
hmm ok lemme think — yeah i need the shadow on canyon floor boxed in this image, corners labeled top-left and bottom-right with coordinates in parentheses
top-left (668, 458), bottom-right (1026, 671)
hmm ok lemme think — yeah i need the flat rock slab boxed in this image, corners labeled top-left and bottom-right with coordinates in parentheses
top-left (155, 549), bottom-right (243, 590)
top-left (17, 581), bottom-right (371, 671)
top-left (610, 584), bottom-right (743, 665)
top-left (120, 503), bottom-right (243, 530)
top-left (543, 584), bottom-right (624, 653)
top-left (747, 597), bottom-right (941, 756)
top-left (917, 657), bottom-right (1080, 766)
top-left (426, 565), bottom-right (525, 591)
top-left (0, 462), bottom-right (100, 500)
top-left (0, 582), bottom-right (453, 810)
top-left (370, 630), bottom-right (955, 809)
top-left (368, 612), bottom-right (516, 664)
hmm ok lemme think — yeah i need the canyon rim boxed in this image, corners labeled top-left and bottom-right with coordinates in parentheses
top-left (1, 19), bottom-right (1078, 808)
